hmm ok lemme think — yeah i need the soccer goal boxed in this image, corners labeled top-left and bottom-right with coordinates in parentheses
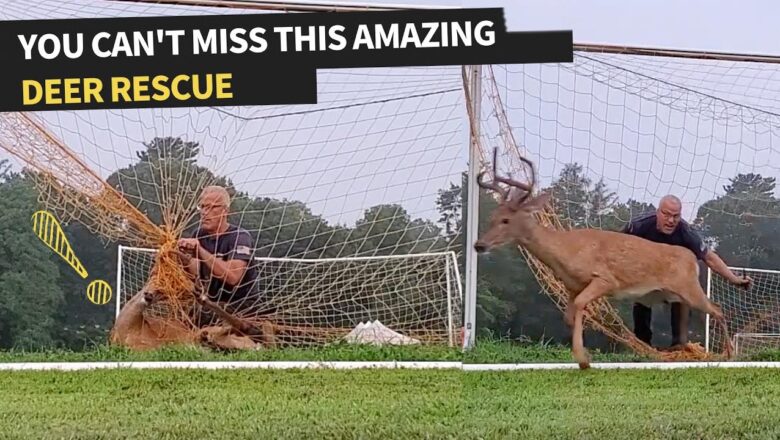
top-left (116, 245), bottom-right (463, 347)
top-left (706, 267), bottom-right (780, 357)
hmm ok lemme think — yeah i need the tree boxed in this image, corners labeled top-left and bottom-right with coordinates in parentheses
top-left (435, 180), bottom-right (462, 243)
top-left (107, 136), bottom-right (235, 228)
top-left (350, 204), bottom-right (445, 256)
top-left (54, 222), bottom-right (117, 349)
top-left (548, 163), bottom-right (591, 229)
top-left (586, 178), bottom-right (620, 229)
top-left (0, 168), bottom-right (65, 349)
top-left (697, 173), bottom-right (780, 270)
top-left (136, 136), bottom-right (200, 163)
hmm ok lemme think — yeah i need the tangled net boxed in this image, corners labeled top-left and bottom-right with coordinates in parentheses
top-left (0, 112), bottom-right (201, 329)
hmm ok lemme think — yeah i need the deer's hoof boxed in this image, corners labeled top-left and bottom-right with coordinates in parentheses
top-left (573, 350), bottom-right (591, 369)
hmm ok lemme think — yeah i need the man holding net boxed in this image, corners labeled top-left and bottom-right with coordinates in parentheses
top-left (176, 185), bottom-right (261, 326)
top-left (621, 195), bottom-right (751, 348)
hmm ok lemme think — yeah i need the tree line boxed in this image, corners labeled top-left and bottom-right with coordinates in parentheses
top-left (0, 135), bottom-right (778, 351)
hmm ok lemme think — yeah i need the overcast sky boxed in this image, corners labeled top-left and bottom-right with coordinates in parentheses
top-left (1, 0), bottom-right (779, 227)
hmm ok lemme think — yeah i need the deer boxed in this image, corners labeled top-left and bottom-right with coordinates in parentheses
top-left (472, 148), bottom-right (733, 369)
top-left (110, 266), bottom-right (259, 351)
top-left (109, 287), bottom-right (195, 350)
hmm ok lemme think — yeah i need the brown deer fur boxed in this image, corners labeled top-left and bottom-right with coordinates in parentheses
top-left (473, 148), bottom-right (733, 369)
top-left (109, 285), bottom-right (259, 351)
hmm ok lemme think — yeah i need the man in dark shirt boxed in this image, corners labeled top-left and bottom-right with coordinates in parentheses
top-left (621, 195), bottom-right (750, 347)
top-left (177, 186), bottom-right (259, 320)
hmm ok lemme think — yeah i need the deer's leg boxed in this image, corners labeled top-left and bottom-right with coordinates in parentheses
top-left (572, 278), bottom-right (613, 369)
top-left (564, 304), bottom-right (575, 328)
top-left (564, 292), bottom-right (576, 327)
top-left (680, 281), bottom-right (733, 359)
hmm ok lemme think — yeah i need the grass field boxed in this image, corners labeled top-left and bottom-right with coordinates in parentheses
top-left (3, 367), bottom-right (780, 438)
top-left (2, 338), bottom-right (780, 363)
top-left (3, 341), bottom-right (780, 438)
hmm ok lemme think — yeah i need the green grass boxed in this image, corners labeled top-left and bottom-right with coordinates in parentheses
top-left (464, 368), bottom-right (780, 439)
top-left (2, 337), bottom-right (780, 363)
top-left (0, 369), bottom-right (460, 439)
top-left (3, 367), bottom-right (780, 438)
top-left (462, 338), bottom-right (649, 363)
top-left (0, 342), bottom-right (462, 363)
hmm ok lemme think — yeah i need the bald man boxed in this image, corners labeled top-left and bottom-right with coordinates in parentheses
top-left (177, 186), bottom-right (258, 318)
top-left (621, 195), bottom-right (751, 348)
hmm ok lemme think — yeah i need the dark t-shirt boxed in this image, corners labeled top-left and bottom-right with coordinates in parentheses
top-left (194, 224), bottom-right (258, 303)
top-left (621, 213), bottom-right (709, 260)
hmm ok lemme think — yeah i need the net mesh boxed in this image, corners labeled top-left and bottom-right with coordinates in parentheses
top-left (0, 0), bottom-right (468, 347)
top-left (0, 67), bottom-right (467, 344)
top-left (709, 268), bottom-right (780, 357)
top-left (119, 247), bottom-right (461, 346)
top-left (2, 0), bottom-right (779, 357)
top-left (470, 50), bottom-right (780, 360)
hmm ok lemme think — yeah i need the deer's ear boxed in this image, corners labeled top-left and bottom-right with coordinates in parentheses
top-left (524, 191), bottom-right (552, 212)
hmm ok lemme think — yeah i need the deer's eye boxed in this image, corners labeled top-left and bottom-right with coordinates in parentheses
top-left (501, 218), bottom-right (509, 224)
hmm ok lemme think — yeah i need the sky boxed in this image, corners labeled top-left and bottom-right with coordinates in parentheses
top-left (1, 0), bottom-right (779, 228)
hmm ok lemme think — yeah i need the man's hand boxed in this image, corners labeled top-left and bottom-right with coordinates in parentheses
top-left (178, 238), bottom-right (200, 257)
top-left (730, 273), bottom-right (753, 289)
top-left (705, 251), bottom-right (753, 290)
top-left (175, 249), bottom-right (192, 265)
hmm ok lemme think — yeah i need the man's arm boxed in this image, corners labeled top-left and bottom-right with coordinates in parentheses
top-left (196, 231), bottom-right (253, 287)
top-left (703, 251), bottom-right (751, 286)
top-left (197, 248), bottom-right (248, 286)
top-left (679, 224), bottom-right (751, 287)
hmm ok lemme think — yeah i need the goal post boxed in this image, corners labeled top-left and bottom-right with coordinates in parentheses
top-left (116, 244), bottom-right (463, 347)
top-left (706, 266), bottom-right (780, 357)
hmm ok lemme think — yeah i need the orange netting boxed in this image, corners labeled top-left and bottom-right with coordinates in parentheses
top-left (0, 112), bottom-right (200, 330)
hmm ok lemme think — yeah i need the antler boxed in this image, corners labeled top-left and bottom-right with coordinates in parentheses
top-left (476, 148), bottom-right (510, 200)
top-left (477, 148), bottom-right (537, 206)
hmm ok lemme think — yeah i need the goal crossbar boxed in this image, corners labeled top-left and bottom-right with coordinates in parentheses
top-left (574, 42), bottom-right (780, 64)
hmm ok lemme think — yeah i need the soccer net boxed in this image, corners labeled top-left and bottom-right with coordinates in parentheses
top-left (468, 48), bottom-right (780, 360)
top-left (4, 0), bottom-right (780, 359)
top-left (117, 246), bottom-right (462, 346)
top-left (0, 1), bottom-right (469, 348)
top-left (707, 267), bottom-right (780, 357)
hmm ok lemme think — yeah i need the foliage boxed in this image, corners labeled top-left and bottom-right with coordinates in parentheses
top-left (0, 167), bottom-right (65, 349)
top-left (2, 134), bottom-right (780, 354)
top-left (697, 173), bottom-right (780, 269)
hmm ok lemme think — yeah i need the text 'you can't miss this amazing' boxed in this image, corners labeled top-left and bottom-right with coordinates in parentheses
top-left (0, 8), bottom-right (573, 112)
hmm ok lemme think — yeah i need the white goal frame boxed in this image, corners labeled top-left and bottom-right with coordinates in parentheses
top-left (115, 245), bottom-right (464, 346)
top-left (705, 265), bottom-right (780, 353)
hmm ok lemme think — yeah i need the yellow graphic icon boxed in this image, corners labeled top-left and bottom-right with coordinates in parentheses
top-left (31, 210), bottom-right (113, 306)
top-left (86, 280), bottom-right (113, 305)
top-left (31, 210), bottom-right (88, 279)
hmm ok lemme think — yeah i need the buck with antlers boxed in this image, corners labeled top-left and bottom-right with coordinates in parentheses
top-left (473, 148), bottom-right (733, 369)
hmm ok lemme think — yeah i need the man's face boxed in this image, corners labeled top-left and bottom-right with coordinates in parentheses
top-left (198, 191), bottom-right (228, 233)
top-left (656, 200), bottom-right (682, 235)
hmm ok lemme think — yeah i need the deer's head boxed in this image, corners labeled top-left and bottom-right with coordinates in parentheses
top-left (473, 148), bottom-right (551, 254)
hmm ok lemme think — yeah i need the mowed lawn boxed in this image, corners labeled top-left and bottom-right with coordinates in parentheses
top-left (2, 367), bottom-right (780, 439)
